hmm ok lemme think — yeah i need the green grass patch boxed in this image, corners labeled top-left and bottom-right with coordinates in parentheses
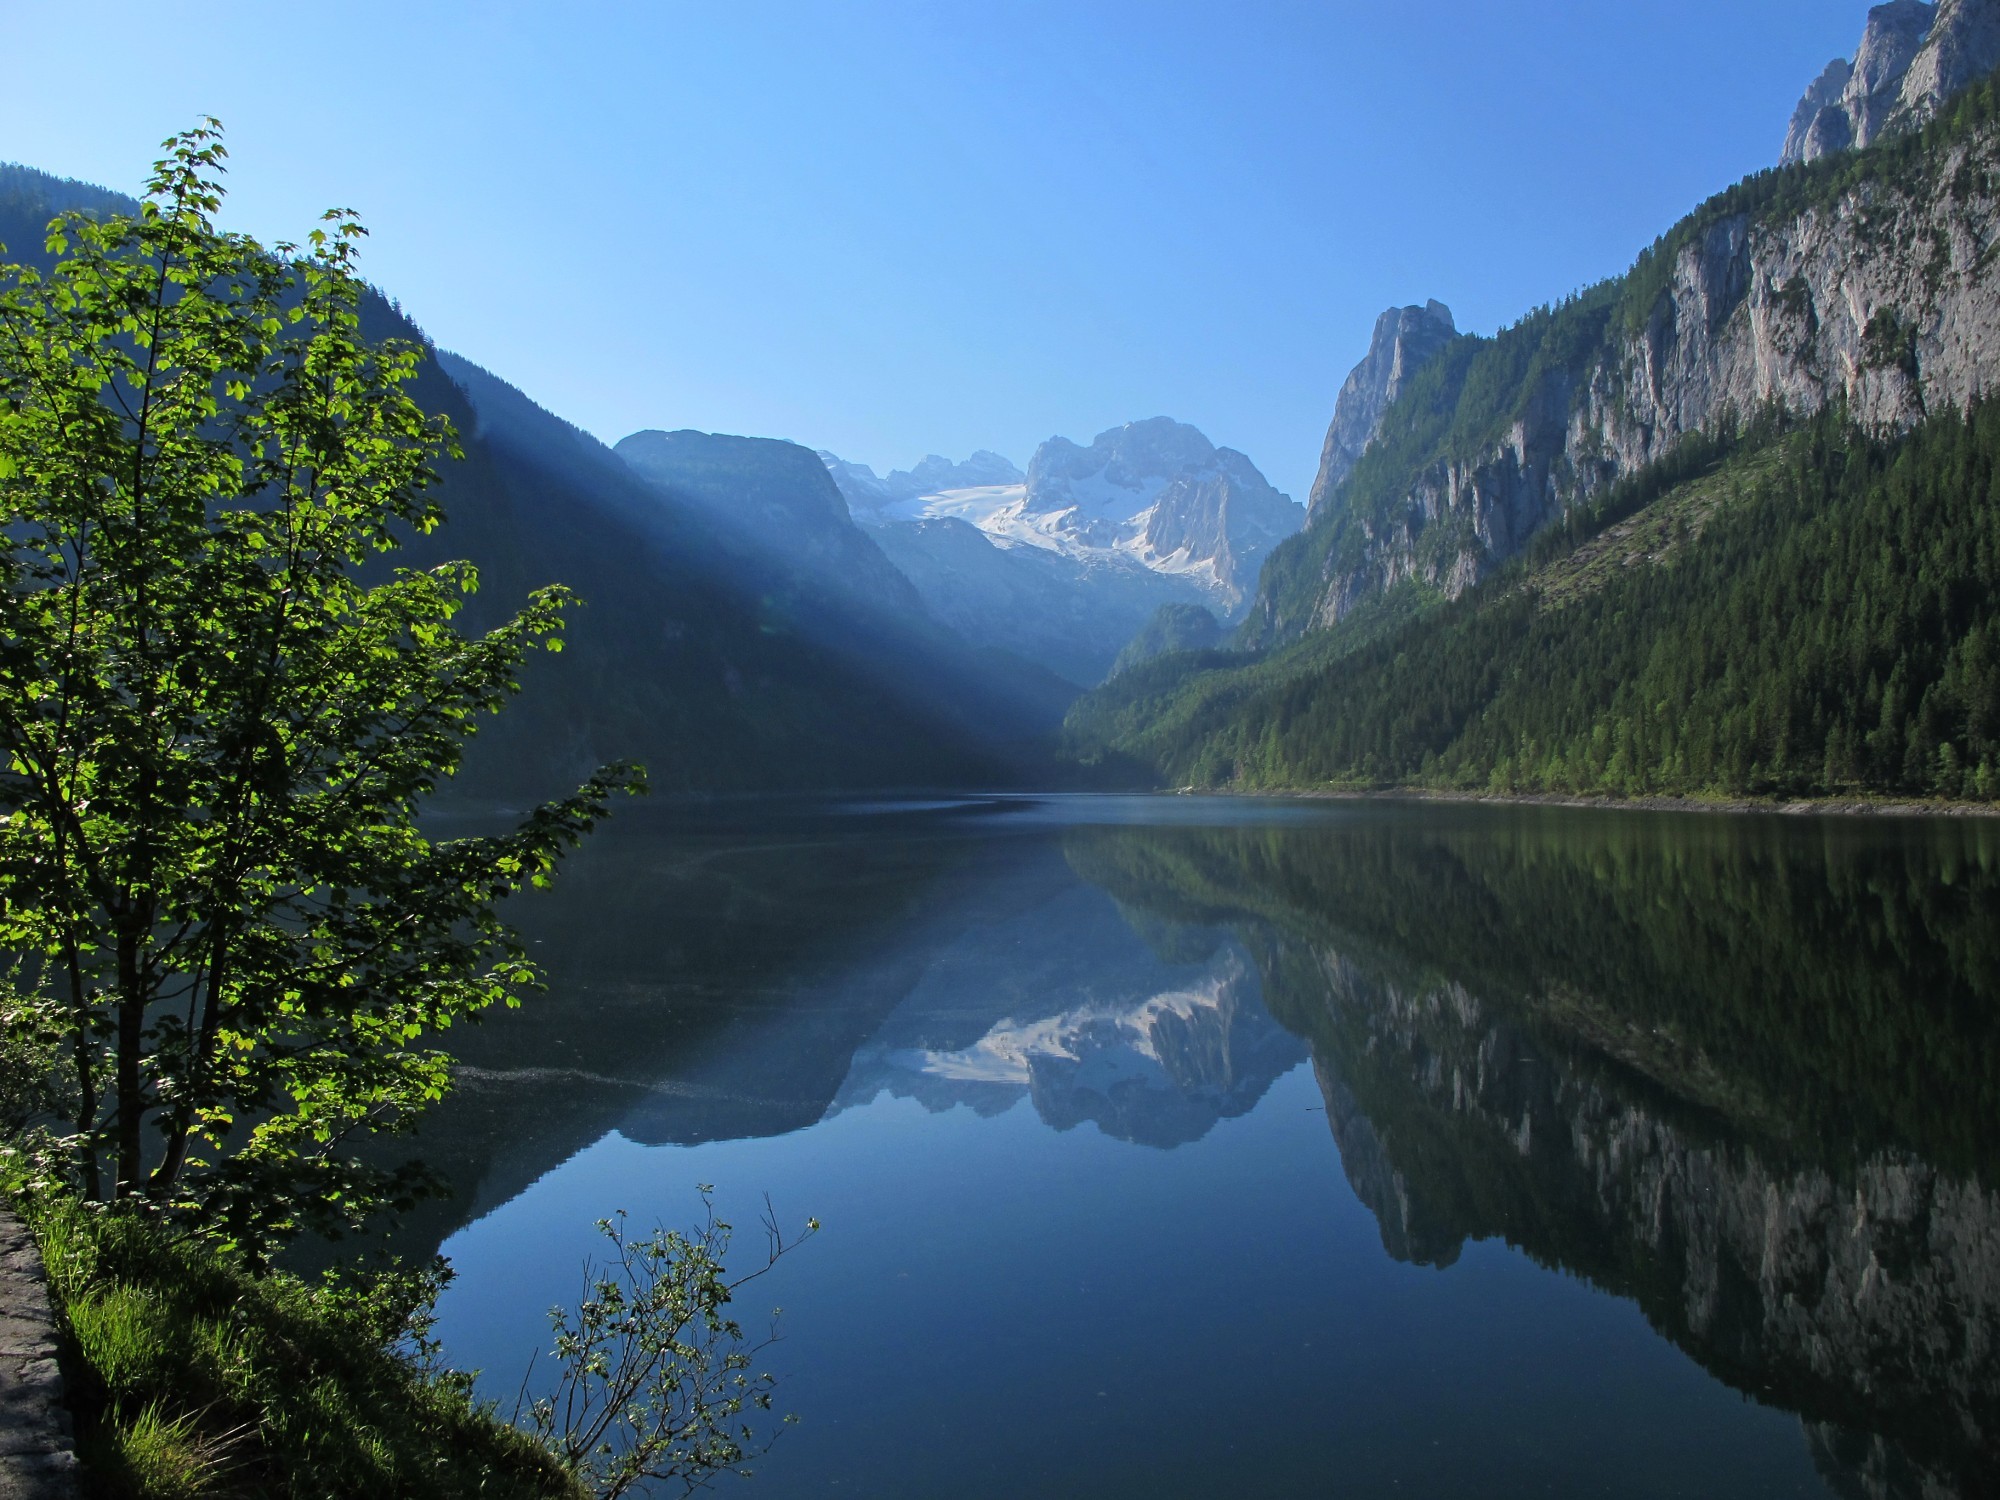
top-left (17, 1190), bottom-right (583, 1500)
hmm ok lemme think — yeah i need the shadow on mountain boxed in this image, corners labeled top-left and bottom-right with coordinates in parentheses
top-left (1066, 806), bottom-right (2000, 1499)
top-left (0, 164), bottom-right (1072, 801)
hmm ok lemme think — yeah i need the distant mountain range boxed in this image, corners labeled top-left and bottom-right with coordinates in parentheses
top-left (0, 163), bottom-right (1086, 798)
top-left (820, 419), bottom-right (1303, 686)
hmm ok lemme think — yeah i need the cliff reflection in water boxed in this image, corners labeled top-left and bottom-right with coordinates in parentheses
top-left (827, 873), bottom-right (1302, 1149)
top-left (1067, 808), bottom-right (2000, 1500)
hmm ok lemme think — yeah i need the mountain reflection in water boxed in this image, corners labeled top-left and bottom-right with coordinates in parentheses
top-left (413, 798), bottom-right (2000, 1500)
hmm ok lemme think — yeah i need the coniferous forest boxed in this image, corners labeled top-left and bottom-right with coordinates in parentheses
top-left (1066, 402), bottom-right (2000, 800)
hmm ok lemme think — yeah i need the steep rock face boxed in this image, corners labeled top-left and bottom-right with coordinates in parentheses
top-left (1143, 447), bottom-right (1305, 601)
top-left (1300, 946), bottom-right (2000, 1492)
top-left (1782, 0), bottom-right (2000, 166)
top-left (1784, 59), bottom-right (1858, 165)
top-left (1897, 0), bottom-right (2000, 128)
top-left (1267, 112), bottom-right (2000, 637)
top-left (1308, 300), bottom-right (1458, 515)
top-left (1783, 1), bottom-right (1938, 164)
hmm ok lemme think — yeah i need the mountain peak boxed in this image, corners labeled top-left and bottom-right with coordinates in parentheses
top-left (1307, 300), bottom-right (1458, 515)
top-left (1019, 419), bottom-right (1300, 611)
top-left (1779, 0), bottom-right (2000, 166)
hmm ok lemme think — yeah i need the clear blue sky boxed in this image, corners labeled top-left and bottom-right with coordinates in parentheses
top-left (3, 2), bottom-right (1864, 500)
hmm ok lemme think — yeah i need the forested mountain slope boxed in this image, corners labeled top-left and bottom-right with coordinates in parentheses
top-left (1066, 71), bottom-right (2000, 800)
top-left (1247, 70), bottom-right (2000, 647)
top-left (1070, 406), bottom-right (2000, 797)
top-left (0, 163), bottom-right (1067, 797)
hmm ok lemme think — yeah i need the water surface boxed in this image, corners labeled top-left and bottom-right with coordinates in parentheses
top-left (412, 796), bottom-right (2000, 1498)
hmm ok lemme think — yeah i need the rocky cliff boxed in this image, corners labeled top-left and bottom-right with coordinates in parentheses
top-left (1307, 300), bottom-right (1457, 515)
top-left (1785, 0), bottom-right (2000, 166)
top-left (1302, 945), bottom-right (2000, 1496)
top-left (1254, 81), bottom-right (2000, 640)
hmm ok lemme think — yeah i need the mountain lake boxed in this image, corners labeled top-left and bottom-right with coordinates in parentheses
top-left (393, 795), bottom-right (1998, 1498)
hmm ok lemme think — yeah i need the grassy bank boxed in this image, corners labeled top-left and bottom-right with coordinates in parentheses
top-left (11, 1187), bottom-right (580, 1500)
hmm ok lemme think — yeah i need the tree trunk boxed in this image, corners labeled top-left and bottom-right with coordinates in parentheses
top-left (113, 928), bottom-right (144, 1196)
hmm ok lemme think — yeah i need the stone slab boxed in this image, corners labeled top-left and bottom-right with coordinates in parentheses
top-left (0, 1209), bottom-right (74, 1499)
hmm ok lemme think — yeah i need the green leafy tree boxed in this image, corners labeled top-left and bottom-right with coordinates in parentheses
top-left (0, 123), bottom-right (640, 1256)
top-left (519, 1195), bottom-right (817, 1498)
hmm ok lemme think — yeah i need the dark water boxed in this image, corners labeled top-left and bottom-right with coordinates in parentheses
top-left (411, 795), bottom-right (2000, 1499)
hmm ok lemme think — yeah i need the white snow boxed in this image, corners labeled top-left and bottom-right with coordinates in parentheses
top-left (858, 479), bottom-right (1223, 595)
top-left (897, 956), bottom-right (1249, 1087)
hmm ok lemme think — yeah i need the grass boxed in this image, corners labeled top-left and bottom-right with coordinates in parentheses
top-left (13, 1186), bottom-right (585, 1500)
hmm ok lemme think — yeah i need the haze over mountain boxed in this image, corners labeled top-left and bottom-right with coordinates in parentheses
top-left (0, 163), bottom-right (1087, 799)
top-left (821, 421), bottom-right (1302, 686)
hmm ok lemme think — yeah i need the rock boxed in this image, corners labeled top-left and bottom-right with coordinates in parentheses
top-left (1781, 58), bottom-right (1856, 165)
top-left (1308, 300), bottom-right (1458, 514)
top-left (0, 1210), bottom-right (75, 1500)
top-left (1778, 0), bottom-right (2000, 166)
top-left (1268, 106), bottom-right (2000, 637)
top-left (1894, 0), bottom-right (2000, 130)
top-left (1019, 418), bottom-right (1303, 613)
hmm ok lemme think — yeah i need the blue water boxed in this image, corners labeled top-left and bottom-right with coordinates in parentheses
top-left (412, 796), bottom-right (2000, 1497)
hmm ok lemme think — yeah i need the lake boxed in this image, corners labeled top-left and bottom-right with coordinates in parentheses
top-left (404, 795), bottom-right (2000, 1498)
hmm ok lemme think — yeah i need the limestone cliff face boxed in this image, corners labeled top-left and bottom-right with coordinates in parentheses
top-left (1273, 111), bottom-right (2000, 636)
top-left (1782, 0), bottom-right (2000, 167)
top-left (1786, 1), bottom-right (1940, 165)
top-left (1300, 945), bottom-right (2000, 1496)
top-left (1899, 0), bottom-right (2000, 127)
top-left (1784, 58), bottom-right (1859, 166)
top-left (1307, 300), bottom-right (1457, 516)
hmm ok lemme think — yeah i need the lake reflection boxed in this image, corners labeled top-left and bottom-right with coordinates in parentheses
top-left (415, 797), bottom-right (2000, 1499)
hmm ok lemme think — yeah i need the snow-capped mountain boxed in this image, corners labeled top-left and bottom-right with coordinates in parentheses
top-left (829, 879), bottom-right (1303, 1149)
top-left (816, 449), bottom-right (1025, 513)
top-left (825, 421), bottom-right (1300, 614)
top-left (817, 422), bottom-right (1302, 684)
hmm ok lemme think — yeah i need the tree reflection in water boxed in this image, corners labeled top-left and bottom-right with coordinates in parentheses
top-left (1068, 806), bottom-right (2000, 1499)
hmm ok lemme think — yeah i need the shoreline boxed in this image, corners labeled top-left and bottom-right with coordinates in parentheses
top-left (1198, 785), bottom-right (2000, 819)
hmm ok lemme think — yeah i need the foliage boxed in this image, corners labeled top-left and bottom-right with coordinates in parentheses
top-left (1245, 66), bottom-right (2000, 653)
top-left (0, 124), bottom-right (640, 1256)
top-left (15, 1183), bottom-right (582, 1499)
top-left (1068, 395), bottom-right (2000, 802)
top-left (1108, 603), bottom-right (1222, 679)
top-left (519, 1196), bottom-right (817, 1499)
